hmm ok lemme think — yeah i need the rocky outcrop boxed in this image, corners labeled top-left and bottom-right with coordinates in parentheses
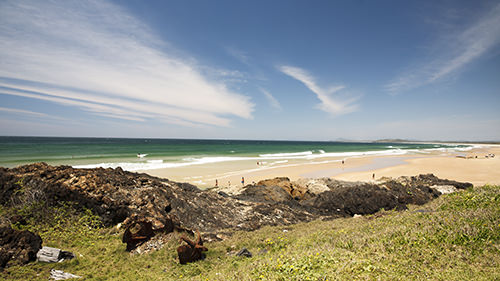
top-left (379, 174), bottom-right (473, 190)
top-left (0, 163), bottom-right (321, 241)
top-left (235, 184), bottom-right (292, 203)
top-left (0, 226), bottom-right (42, 268)
top-left (225, 174), bottom-right (471, 217)
top-left (255, 177), bottom-right (314, 200)
top-left (0, 163), bottom-right (472, 254)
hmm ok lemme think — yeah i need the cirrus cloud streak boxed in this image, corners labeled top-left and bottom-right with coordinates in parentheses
top-left (385, 3), bottom-right (500, 94)
top-left (0, 0), bottom-right (254, 127)
top-left (278, 65), bottom-right (358, 116)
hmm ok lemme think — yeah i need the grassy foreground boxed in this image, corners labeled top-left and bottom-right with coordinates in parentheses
top-left (2, 185), bottom-right (500, 280)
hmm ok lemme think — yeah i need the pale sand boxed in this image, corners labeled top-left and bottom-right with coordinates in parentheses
top-left (145, 145), bottom-right (500, 189)
top-left (336, 146), bottom-right (500, 186)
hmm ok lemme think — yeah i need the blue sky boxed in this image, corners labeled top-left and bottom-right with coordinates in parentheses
top-left (0, 0), bottom-right (499, 141)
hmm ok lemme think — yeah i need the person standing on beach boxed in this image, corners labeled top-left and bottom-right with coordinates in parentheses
top-left (372, 173), bottom-right (375, 179)
top-left (215, 179), bottom-right (218, 187)
top-left (241, 177), bottom-right (245, 186)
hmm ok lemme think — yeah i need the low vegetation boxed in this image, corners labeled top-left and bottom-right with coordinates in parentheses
top-left (1, 185), bottom-right (499, 280)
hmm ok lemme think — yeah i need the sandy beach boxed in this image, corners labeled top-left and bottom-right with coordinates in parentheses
top-left (335, 145), bottom-right (500, 186)
top-left (145, 144), bottom-right (500, 188)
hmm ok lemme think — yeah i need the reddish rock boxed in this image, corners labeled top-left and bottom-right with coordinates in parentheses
top-left (177, 231), bottom-right (207, 264)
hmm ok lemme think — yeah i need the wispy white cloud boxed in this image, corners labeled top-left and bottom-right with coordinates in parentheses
top-left (259, 88), bottom-right (282, 110)
top-left (386, 3), bottom-right (500, 93)
top-left (278, 66), bottom-right (358, 116)
top-left (0, 0), bottom-right (254, 127)
top-left (0, 106), bottom-right (53, 118)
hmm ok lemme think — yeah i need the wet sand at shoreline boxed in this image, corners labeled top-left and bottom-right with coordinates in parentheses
top-left (145, 145), bottom-right (500, 188)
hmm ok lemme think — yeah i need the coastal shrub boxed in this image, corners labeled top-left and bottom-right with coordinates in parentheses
top-left (11, 201), bottom-right (104, 247)
top-left (10, 176), bottom-right (47, 207)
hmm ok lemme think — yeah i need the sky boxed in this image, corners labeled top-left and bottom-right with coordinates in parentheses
top-left (0, 0), bottom-right (499, 141)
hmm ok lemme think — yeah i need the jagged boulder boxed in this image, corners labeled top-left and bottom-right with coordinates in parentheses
top-left (294, 178), bottom-right (331, 195)
top-left (382, 174), bottom-right (472, 190)
top-left (302, 184), bottom-right (406, 216)
top-left (0, 163), bottom-right (177, 228)
top-left (0, 226), bottom-right (42, 268)
top-left (256, 177), bottom-right (313, 200)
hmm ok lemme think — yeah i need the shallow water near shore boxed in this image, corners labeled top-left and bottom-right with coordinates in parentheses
top-left (0, 136), bottom-right (472, 169)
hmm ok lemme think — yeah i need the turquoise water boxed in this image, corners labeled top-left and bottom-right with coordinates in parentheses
top-left (0, 136), bottom-right (471, 171)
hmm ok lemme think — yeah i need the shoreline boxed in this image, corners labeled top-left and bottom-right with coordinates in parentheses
top-left (335, 148), bottom-right (500, 186)
top-left (144, 145), bottom-right (500, 188)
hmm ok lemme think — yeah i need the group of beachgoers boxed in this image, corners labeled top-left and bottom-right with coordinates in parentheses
top-left (214, 159), bottom-right (351, 188)
top-left (215, 177), bottom-right (246, 188)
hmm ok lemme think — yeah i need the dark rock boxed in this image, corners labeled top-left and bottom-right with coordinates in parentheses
top-left (177, 231), bottom-right (207, 264)
top-left (0, 249), bottom-right (10, 269)
top-left (235, 185), bottom-right (292, 203)
top-left (236, 248), bottom-right (252, 257)
top-left (383, 174), bottom-right (472, 190)
top-left (217, 191), bottom-right (229, 198)
top-left (0, 164), bottom-right (473, 255)
top-left (59, 250), bottom-right (75, 261)
top-left (303, 184), bottom-right (406, 216)
top-left (0, 226), bottom-right (42, 268)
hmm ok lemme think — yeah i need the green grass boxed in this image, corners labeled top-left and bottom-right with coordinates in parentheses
top-left (2, 185), bottom-right (500, 280)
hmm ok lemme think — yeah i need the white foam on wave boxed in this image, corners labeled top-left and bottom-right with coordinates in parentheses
top-left (318, 150), bottom-right (325, 154)
top-left (72, 150), bottom-right (406, 171)
top-left (73, 144), bottom-right (474, 172)
top-left (269, 160), bottom-right (289, 166)
top-left (304, 149), bottom-right (408, 160)
top-left (182, 156), bottom-right (252, 164)
top-left (74, 161), bottom-right (193, 171)
top-left (259, 151), bottom-right (313, 157)
top-left (75, 156), bottom-right (258, 171)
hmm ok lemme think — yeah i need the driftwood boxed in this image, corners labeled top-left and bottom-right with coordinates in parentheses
top-left (37, 246), bottom-right (75, 263)
top-left (177, 230), bottom-right (208, 264)
top-left (49, 269), bottom-right (81, 280)
top-left (37, 247), bottom-right (60, 263)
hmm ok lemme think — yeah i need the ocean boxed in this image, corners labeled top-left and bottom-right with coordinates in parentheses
top-left (0, 136), bottom-right (473, 171)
